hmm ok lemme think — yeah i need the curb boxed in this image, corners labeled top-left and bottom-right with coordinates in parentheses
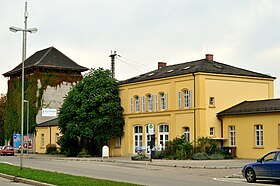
top-left (0, 173), bottom-right (54, 186)
top-left (50, 157), bottom-right (243, 169)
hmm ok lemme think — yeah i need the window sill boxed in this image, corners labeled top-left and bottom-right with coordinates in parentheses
top-left (253, 146), bottom-right (264, 149)
top-left (40, 147), bottom-right (45, 149)
top-left (209, 105), bottom-right (216, 108)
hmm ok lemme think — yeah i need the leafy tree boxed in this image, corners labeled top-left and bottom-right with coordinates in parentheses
top-left (0, 94), bottom-right (6, 145)
top-left (59, 68), bottom-right (124, 156)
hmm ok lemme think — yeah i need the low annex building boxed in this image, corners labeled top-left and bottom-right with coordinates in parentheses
top-left (218, 99), bottom-right (280, 159)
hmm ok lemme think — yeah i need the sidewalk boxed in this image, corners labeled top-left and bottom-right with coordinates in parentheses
top-left (25, 153), bottom-right (253, 169)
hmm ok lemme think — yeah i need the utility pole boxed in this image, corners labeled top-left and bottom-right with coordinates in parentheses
top-left (109, 50), bottom-right (117, 78)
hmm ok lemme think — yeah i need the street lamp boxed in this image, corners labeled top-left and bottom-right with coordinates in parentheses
top-left (9, 1), bottom-right (37, 170)
top-left (24, 100), bottom-right (29, 155)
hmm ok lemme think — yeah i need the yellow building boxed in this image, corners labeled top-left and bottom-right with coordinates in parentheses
top-left (114, 54), bottom-right (275, 156)
top-left (218, 99), bottom-right (280, 159)
top-left (35, 118), bottom-right (61, 153)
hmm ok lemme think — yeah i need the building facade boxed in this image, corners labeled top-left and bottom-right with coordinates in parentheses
top-left (116, 54), bottom-right (275, 156)
top-left (218, 99), bottom-right (280, 159)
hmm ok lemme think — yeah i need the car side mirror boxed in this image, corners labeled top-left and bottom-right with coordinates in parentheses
top-left (257, 158), bottom-right (262, 162)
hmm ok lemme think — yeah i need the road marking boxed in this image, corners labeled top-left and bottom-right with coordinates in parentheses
top-left (214, 177), bottom-right (277, 185)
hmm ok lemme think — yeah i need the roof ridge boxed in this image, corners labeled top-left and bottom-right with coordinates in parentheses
top-left (33, 47), bottom-right (53, 66)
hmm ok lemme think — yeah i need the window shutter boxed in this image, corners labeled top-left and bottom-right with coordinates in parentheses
top-left (155, 95), bottom-right (158, 111)
top-left (130, 97), bottom-right (134, 112)
top-left (142, 96), bottom-right (146, 112)
top-left (151, 95), bottom-right (154, 111)
top-left (178, 91), bottom-right (181, 109)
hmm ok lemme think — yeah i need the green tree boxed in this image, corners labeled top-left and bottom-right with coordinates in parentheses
top-left (0, 94), bottom-right (6, 145)
top-left (59, 68), bottom-right (124, 156)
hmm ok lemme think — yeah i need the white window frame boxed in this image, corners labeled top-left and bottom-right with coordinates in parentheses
top-left (210, 127), bottom-right (215, 137)
top-left (134, 125), bottom-right (143, 153)
top-left (148, 95), bottom-right (154, 112)
top-left (135, 96), bottom-right (140, 112)
top-left (158, 124), bottom-right (169, 150)
top-left (183, 90), bottom-right (192, 108)
top-left (160, 93), bottom-right (167, 110)
top-left (229, 126), bottom-right (236, 146)
top-left (183, 127), bottom-right (190, 142)
top-left (255, 124), bottom-right (263, 147)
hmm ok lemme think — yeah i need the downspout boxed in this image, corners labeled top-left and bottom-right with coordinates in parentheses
top-left (49, 126), bottom-right (52, 144)
top-left (218, 115), bottom-right (224, 147)
top-left (192, 73), bottom-right (196, 146)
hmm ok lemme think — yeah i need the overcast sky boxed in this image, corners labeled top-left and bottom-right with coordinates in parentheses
top-left (1, 0), bottom-right (280, 98)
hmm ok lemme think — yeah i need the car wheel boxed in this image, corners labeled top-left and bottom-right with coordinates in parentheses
top-left (245, 168), bottom-right (256, 183)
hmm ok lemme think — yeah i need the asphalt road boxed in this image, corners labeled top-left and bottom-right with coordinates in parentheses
top-left (0, 156), bottom-right (278, 186)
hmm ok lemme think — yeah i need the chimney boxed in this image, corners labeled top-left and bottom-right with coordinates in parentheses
top-left (158, 62), bottom-right (167, 69)
top-left (205, 54), bottom-right (213, 62)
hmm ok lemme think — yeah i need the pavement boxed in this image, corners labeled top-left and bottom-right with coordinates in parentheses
top-left (0, 154), bottom-right (251, 185)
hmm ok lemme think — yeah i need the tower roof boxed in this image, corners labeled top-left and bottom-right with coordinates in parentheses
top-left (3, 46), bottom-right (88, 77)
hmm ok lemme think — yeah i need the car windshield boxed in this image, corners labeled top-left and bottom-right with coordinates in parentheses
top-left (6, 147), bottom-right (13, 150)
top-left (262, 152), bottom-right (276, 162)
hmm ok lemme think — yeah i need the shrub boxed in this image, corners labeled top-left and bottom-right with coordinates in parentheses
top-left (194, 137), bottom-right (219, 155)
top-left (78, 151), bottom-right (91, 158)
top-left (131, 152), bottom-right (150, 161)
top-left (46, 144), bottom-right (57, 154)
top-left (162, 136), bottom-right (193, 160)
top-left (209, 153), bottom-right (224, 160)
top-left (192, 152), bottom-right (209, 160)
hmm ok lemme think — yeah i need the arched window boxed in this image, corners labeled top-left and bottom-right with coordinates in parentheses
top-left (159, 92), bottom-right (167, 110)
top-left (135, 96), bottom-right (140, 112)
top-left (147, 94), bottom-right (154, 112)
top-left (134, 125), bottom-right (143, 153)
top-left (158, 124), bottom-right (169, 150)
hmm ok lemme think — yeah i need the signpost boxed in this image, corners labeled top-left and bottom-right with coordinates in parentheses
top-left (147, 124), bottom-right (155, 162)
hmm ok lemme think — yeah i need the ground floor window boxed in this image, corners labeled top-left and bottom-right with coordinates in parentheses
top-left (41, 134), bottom-right (45, 147)
top-left (134, 125), bottom-right (143, 153)
top-left (229, 126), bottom-right (235, 146)
top-left (183, 127), bottom-right (190, 142)
top-left (255, 124), bottom-right (263, 147)
top-left (158, 124), bottom-right (169, 150)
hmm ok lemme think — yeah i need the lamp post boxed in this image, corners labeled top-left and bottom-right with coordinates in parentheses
top-left (24, 100), bottom-right (29, 155)
top-left (9, 1), bottom-right (37, 170)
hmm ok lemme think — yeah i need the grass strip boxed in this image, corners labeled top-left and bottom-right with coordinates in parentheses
top-left (0, 163), bottom-right (140, 186)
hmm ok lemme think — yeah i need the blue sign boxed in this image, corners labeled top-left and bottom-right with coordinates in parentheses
top-left (13, 134), bottom-right (21, 149)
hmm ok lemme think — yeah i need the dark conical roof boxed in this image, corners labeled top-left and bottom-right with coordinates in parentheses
top-left (3, 46), bottom-right (88, 77)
